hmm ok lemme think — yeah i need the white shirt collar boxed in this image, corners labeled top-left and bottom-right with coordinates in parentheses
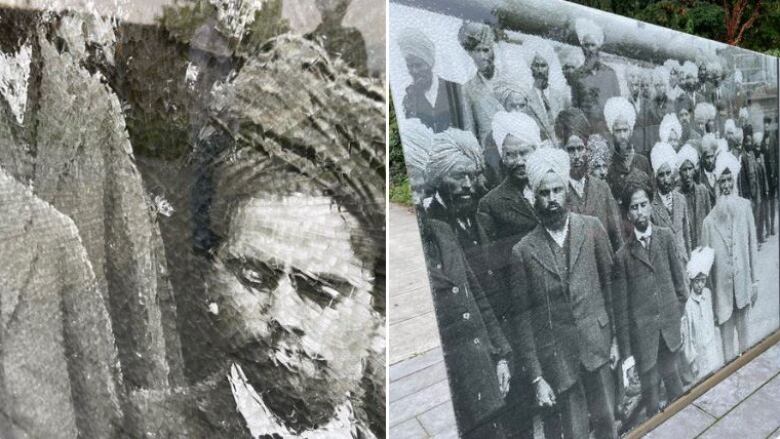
top-left (228, 363), bottom-right (363, 439)
top-left (545, 214), bottom-right (570, 248)
top-left (634, 222), bottom-right (653, 245)
top-left (424, 75), bottom-right (439, 107)
top-left (523, 186), bottom-right (535, 206)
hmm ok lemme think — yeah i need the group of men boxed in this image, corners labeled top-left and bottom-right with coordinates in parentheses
top-left (397, 16), bottom-right (778, 439)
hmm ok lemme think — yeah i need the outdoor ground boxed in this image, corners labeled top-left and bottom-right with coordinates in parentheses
top-left (388, 202), bottom-right (780, 439)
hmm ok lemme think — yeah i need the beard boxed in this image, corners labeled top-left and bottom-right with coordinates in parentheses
top-left (234, 336), bottom-right (354, 433)
top-left (714, 194), bottom-right (739, 223)
top-left (536, 200), bottom-right (568, 230)
top-left (570, 163), bottom-right (588, 180)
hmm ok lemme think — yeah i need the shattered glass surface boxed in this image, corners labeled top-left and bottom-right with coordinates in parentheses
top-left (0, 0), bottom-right (385, 437)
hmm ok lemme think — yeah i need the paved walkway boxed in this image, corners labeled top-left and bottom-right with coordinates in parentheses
top-left (388, 202), bottom-right (780, 438)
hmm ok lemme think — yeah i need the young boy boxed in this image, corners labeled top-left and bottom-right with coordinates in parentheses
top-left (682, 246), bottom-right (724, 380)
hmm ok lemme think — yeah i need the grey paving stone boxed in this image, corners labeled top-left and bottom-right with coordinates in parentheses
top-left (390, 361), bottom-right (449, 402)
top-left (699, 372), bottom-right (780, 439)
top-left (643, 404), bottom-right (715, 439)
top-left (390, 313), bottom-right (442, 364)
top-left (390, 346), bottom-right (445, 382)
top-left (694, 342), bottom-right (780, 418)
top-left (417, 401), bottom-right (458, 436)
top-left (390, 380), bottom-right (452, 426)
top-left (389, 417), bottom-right (430, 439)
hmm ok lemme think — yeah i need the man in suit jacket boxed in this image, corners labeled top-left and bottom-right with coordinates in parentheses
top-left (699, 134), bottom-right (720, 205)
top-left (700, 152), bottom-right (758, 361)
top-left (650, 142), bottom-right (692, 267)
top-left (678, 144), bottom-right (712, 248)
top-left (564, 130), bottom-right (624, 252)
top-left (0, 166), bottom-right (123, 438)
top-left (423, 128), bottom-right (512, 438)
top-left (613, 182), bottom-right (688, 417)
top-left (477, 112), bottom-right (542, 438)
top-left (627, 67), bottom-right (656, 157)
top-left (525, 51), bottom-right (567, 144)
top-left (675, 61), bottom-right (707, 112)
top-left (511, 148), bottom-right (618, 439)
top-left (398, 28), bottom-right (472, 133)
top-left (760, 116), bottom-right (778, 234)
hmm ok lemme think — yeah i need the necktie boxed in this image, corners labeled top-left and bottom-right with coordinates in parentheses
top-left (541, 90), bottom-right (551, 114)
top-left (641, 236), bottom-right (650, 249)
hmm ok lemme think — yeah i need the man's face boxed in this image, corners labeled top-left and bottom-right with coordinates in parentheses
top-left (566, 135), bottom-right (587, 176)
top-left (468, 43), bottom-right (495, 79)
top-left (581, 35), bottom-right (600, 60)
top-left (692, 276), bottom-right (706, 294)
top-left (612, 120), bottom-right (632, 154)
top-left (534, 173), bottom-right (568, 229)
top-left (628, 74), bottom-right (641, 98)
top-left (405, 55), bottom-right (433, 90)
top-left (670, 69), bottom-right (680, 88)
top-left (562, 62), bottom-right (577, 83)
top-left (679, 160), bottom-right (696, 189)
top-left (640, 76), bottom-right (652, 98)
top-left (726, 131), bottom-right (741, 151)
top-left (696, 119), bottom-right (707, 134)
top-left (718, 171), bottom-right (734, 195)
top-left (702, 149), bottom-right (716, 172)
top-left (440, 161), bottom-right (479, 213)
top-left (502, 135), bottom-right (534, 182)
top-left (590, 159), bottom-right (608, 180)
top-left (654, 78), bottom-right (666, 98)
top-left (668, 130), bottom-right (681, 151)
top-left (206, 195), bottom-right (375, 428)
top-left (678, 109), bottom-right (692, 126)
top-left (505, 92), bottom-right (528, 113)
top-left (531, 55), bottom-right (549, 89)
top-left (627, 189), bottom-right (651, 232)
top-left (655, 163), bottom-right (675, 194)
top-left (685, 72), bottom-right (698, 91)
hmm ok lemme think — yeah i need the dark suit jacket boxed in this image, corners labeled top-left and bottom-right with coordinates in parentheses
top-left (761, 130), bottom-right (779, 195)
top-left (613, 226), bottom-right (688, 374)
top-left (606, 151), bottom-right (653, 207)
top-left (403, 78), bottom-right (470, 133)
top-left (629, 97), bottom-right (655, 157)
top-left (476, 178), bottom-right (539, 332)
top-left (681, 183), bottom-right (712, 249)
top-left (567, 176), bottom-right (624, 252)
top-left (421, 210), bottom-right (511, 434)
top-left (700, 167), bottom-right (718, 206)
top-left (651, 190), bottom-right (692, 265)
top-left (510, 214), bottom-right (614, 394)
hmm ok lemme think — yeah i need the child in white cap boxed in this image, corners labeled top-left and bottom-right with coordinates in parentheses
top-left (681, 246), bottom-right (724, 380)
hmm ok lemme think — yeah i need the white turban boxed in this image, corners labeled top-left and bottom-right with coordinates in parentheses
top-left (575, 18), bottom-right (604, 46)
top-left (604, 97), bottom-right (636, 133)
top-left (681, 60), bottom-right (699, 77)
top-left (401, 118), bottom-right (433, 176)
top-left (493, 79), bottom-right (530, 110)
top-left (659, 114), bottom-right (682, 143)
top-left (526, 147), bottom-right (570, 193)
top-left (700, 133), bottom-right (719, 154)
top-left (398, 27), bottom-right (435, 67)
top-left (714, 150), bottom-right (740, 179)
top-left (694, 103), bottom-right (717, 122)
top-left (687, 246), bottom-right (715, 279)
top-left (652, 66), bottom-right (669, 86)
top-left (739, 107), bottom-right (750, 121)
top-left (426, 129), bottom-right (484, 188)
top-left (677, 143), bottom-right (699, 168)
top-left (717, 138), bottom-right (728, 155)
top-left (492, 111), bottom-right (541, 156)
top-left (723, 119), bottom-right (738, 135)
top-left (651, 142), bottom-right (678, 173)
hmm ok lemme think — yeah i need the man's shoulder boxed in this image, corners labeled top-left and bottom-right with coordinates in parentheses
top-left (653, 225), bottom-right (675, 242)
top-left (513, 225), bottom-right (543, 252)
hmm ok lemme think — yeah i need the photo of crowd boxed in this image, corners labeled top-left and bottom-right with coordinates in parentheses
top-left (389, 0), bottom-right (780, 437)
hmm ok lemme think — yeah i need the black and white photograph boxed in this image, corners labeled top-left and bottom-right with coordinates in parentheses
top-left (0, 0), bottom-right (385, 437)
top-left (388, 0), bottom-right (780, 437)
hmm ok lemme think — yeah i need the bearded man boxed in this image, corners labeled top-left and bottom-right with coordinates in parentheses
top-left (699, 134), bottom-right (721, 205)
top-left (424, 128), bottom-right (513, 439)
top-left (677, 144), bottom-right (712, 248)
top-left (398, 28), bottom-right (471, 132)
top-left (675, 94), bottom-right (702, 147)
top-left (561, 110), bottom-right (624, 252)
top-left (650, 142), bottom-right (692, 267)
top-left (510, 148), bottom-right (618, 439)
top-left (571, 18), bottom-right (621, 134)
top-left (525, 50), bottom-right (567, 143)
top-left (700, 152), bottom-right (759, 361)
top-left (477, 112), bottom-right (543, 439)
top-left (604, 97), bottom-right (653, 211)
